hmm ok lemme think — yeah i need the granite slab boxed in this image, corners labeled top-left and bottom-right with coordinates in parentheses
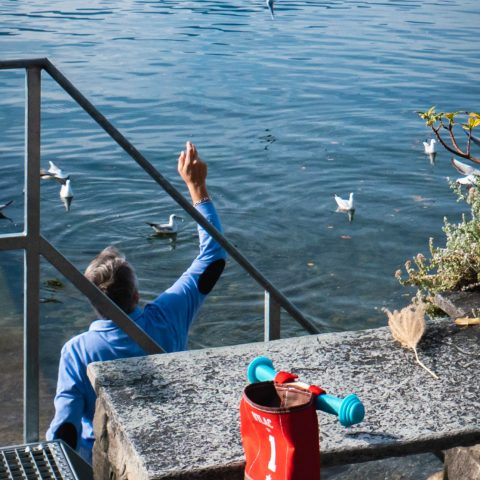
top-left (87, 319), bottom-right (480, 479)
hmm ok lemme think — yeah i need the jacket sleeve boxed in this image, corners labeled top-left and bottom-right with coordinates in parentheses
top-left (46, 341), bottom-right (85, 449)
top-left (144, 201), bottom-right (226, 352)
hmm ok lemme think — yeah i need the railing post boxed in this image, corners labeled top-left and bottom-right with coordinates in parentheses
top-left (264, 291), bottom-right (280, 341)
top-left (24, 66), bottom-right (41, 443)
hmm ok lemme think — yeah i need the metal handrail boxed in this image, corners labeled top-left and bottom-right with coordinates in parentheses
top-left (0, 58), bottom-right (320, 443)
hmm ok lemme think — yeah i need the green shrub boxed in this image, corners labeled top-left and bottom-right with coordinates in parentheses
top-left (396, 184), bottom-right (480, 305)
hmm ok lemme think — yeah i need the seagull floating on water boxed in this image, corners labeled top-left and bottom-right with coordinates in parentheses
top-left (266, 0), bottom-right (275, 18)
top-left (147, 214), bottom-right (183, 236)
top-left (0, 200), bottom-right (14, 222)
top-left (334, 193), bottom-right (355, 222)
top-left (60, 179), bottom-right (74, 212)
top-left (40, 161), bottom-right (70, 185)
top-left (334, 192), bottom-right (354, 211)
top-left (423, 139), bottom-right (436, 155)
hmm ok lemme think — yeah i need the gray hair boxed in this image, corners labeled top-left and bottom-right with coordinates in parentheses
top-left (85, 246), bottom-right (138, 317)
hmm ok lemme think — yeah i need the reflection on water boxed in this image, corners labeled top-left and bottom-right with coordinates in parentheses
top-left (0, 0), bottom-right (479, 434)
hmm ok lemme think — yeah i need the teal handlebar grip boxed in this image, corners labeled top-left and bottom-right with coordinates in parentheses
top-left (247, 356), bottom-right (364, 427)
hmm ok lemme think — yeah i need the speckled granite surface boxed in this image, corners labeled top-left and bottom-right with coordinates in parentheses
top-left (88, 319), bottom-right (480, 479)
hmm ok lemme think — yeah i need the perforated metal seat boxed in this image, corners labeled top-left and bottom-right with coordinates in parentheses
top-left (0, 440), bottom-right (92, 480)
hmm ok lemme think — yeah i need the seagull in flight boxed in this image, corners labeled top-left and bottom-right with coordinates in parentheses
top-left (0, 200), bottom-right (14, 222)
top-left (266, 0), bottom-right (275, 18)
top-left (40, 161), bottom-right (70, 185)
top-left (451, 158), bottom-right (480, 176)
top-left (147, 214), bottom-right (183, 236)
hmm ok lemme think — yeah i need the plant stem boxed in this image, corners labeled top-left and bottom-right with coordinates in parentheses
top-left (432, 126), bottom-right (480, 163)
top-left (413, 347), bottom-right (439, 379)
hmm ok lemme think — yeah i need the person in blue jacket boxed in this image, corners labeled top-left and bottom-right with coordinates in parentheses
top-left (46, 141), bottom-right (226, 463)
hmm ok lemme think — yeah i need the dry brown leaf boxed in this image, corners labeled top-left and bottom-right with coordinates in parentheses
top-left (454, 317), bottom-right (480, 326)
top-left (383, 302), bottom-right (438, 379)
top-left (384, 303), bottom-right (425, 350)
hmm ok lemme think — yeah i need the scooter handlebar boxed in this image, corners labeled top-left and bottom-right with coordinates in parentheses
top-left (247, 356), bottom-right (364, 427)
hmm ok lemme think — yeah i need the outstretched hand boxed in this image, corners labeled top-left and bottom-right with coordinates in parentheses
top-left (178, 141), bottom-right (209, 204)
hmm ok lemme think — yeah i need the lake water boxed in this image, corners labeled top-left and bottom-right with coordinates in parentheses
top-left (0, 0), bottom-right (479, 437)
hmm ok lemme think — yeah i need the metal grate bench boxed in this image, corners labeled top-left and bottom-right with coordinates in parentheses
top-left (0, 441), bottom-right (92, 480)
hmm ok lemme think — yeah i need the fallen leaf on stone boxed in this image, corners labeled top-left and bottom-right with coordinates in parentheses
top-left (383, 302), bottom-right (438, 379)
top-left (454, 317), bottom-right (480, 326)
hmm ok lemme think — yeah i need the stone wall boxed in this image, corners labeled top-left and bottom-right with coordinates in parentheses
top-left (88, 319), bottom-right (480, 479)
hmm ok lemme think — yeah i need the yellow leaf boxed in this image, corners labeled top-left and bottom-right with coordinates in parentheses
top-left (454, 317), bottom-right (480, 326)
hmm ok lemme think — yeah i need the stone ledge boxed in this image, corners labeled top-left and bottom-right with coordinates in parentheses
top-left (445, 445), bottom-right (480, 480)
top-left (88, 319), bottom-right (480, 479)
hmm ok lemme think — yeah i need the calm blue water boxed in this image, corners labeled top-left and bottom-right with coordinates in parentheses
top-left (0, 1), bottom-right (479, 384)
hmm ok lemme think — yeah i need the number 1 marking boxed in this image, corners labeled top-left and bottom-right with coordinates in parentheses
top-left (268, 434), bottom-right (276, 472)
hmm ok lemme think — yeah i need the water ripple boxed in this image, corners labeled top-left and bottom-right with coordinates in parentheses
top-left (0, 0), bottom-right (479, 356)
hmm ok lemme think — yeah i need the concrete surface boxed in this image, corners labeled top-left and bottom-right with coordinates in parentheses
top-left (88, 319), bottom-right (480, 479)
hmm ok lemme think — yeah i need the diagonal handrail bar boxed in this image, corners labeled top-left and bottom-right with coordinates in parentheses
top-left (0, 57), bottom-right (319, 334)
top-left (41, 58), bottom-right (320, 335)
top-left (0, 233), bottom-right (162, 354)
top-left (40, 237), bottom-right (164, 354)
top-left (0, 56), bottom-right (321, 443)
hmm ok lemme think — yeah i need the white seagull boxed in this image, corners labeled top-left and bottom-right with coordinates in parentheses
top-left (266, 0), bottom-right (275, 18)
top-left (40, 161), bottom-right (70, 185)
top-left (334, 192), bottom-right (354, 211)
top-left (423, 139), bottom-right (436, 155)
top-left (451, 158), bottom-right (480, 176)
top-left (455, 174), bottom-right (477, 186)
top-left (147, 214), bottom-right (183, 236)
top-left (0, 200), bottom-right (14, 222)
top-left (451, 158), bottom-right (480, 187)
top-left (60, 179), bottom-right (74, 212)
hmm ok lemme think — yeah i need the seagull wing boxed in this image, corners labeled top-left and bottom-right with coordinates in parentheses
top-left (451, 158), bottom-right (480, 176)
top-left (0, 200), bottom-right (13, 211)
top-left (48, 161), bottom-right (63, 176)
top-left (456, 175), bottom-right (477, 185)
top-left (266, 0), bottom-right (274, 17)
top-left (334, 195), bottom-right (350, 210)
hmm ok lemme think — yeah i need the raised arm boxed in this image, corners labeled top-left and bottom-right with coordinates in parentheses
top-left (144, 142), bottom-right (226, 351)
top-left (178, 141), bottom-right (210, 206)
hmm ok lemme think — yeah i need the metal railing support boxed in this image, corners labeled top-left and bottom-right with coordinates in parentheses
top-left (0, 58), bottom-right (323, 443)
top-left (24, 66), bottom-right (41, 443)
top-left (42, 59), bottom-right (320, 336)
top-left (0, 234), bottom-right (27, 251)
top-left (39, 237), bottom-right (164, 356)
top-left (264, 291), bottom-right (280, 341)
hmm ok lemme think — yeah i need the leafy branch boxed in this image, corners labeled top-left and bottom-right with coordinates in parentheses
top-left (418, 107), bottom-right (480, 163)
